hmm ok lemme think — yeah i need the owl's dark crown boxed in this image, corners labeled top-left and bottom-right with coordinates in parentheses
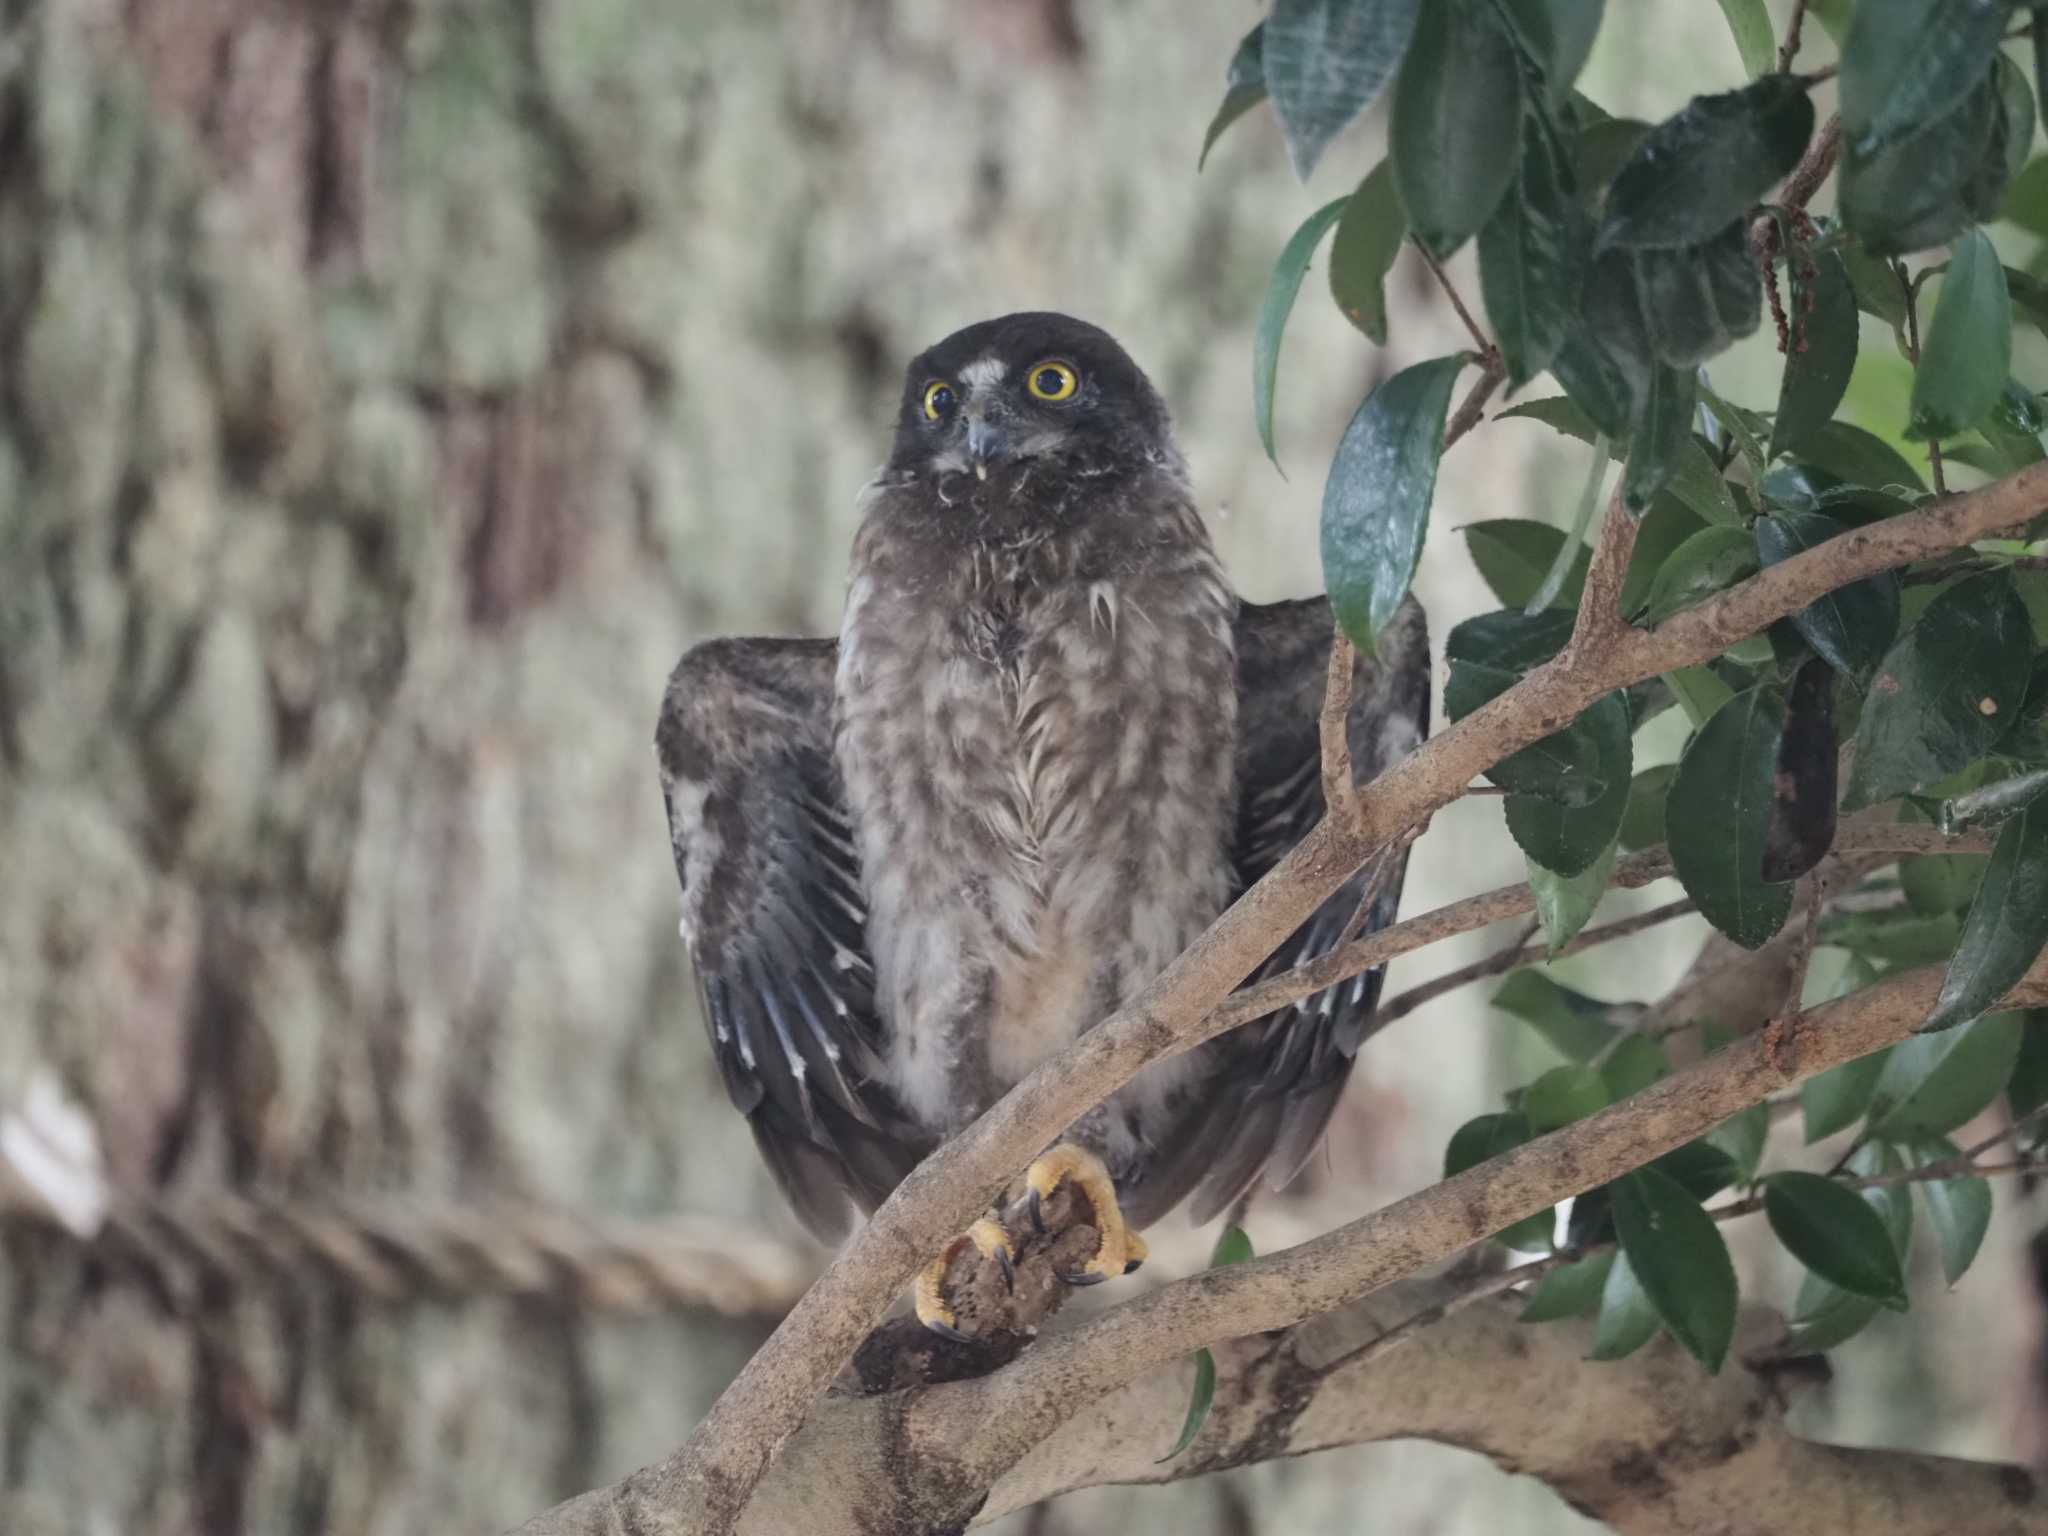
top-left (886, 312), bottom-right (1173, 481)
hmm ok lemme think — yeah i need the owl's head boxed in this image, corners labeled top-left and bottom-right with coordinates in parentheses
top-left (887, 312), bottom-right (1173, 482)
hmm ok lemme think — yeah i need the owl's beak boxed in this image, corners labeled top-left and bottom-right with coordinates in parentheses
top-left (965, 416), bottom-right (1010, 478)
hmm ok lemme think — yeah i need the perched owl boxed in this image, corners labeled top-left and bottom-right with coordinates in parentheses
top-left (657, 313), bottom-right (1428, 1334)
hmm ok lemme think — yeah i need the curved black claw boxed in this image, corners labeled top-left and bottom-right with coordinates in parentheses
top-left (995, 1244), bottom-right (1016, 1293)
top-left (923, 1316), bottom-right (973, 1344)
top-left (1027, 1187), bottom-right (1046, 1233)
top-left (1057, 1269), bottom-right (1109, 1287)
top-left (1122, 1257), bottom-right (1144, 1275)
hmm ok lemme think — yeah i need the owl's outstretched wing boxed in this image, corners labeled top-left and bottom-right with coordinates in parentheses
top-left (656, 638), bottom-right (932, 1240)
top-left (1182, 594), bottom-right (1431, 1223)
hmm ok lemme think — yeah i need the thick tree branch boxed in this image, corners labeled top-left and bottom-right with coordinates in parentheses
top-left (514, 461), bottom-right (2048, 1536)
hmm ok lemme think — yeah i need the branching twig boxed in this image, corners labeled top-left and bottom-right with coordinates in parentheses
top-left (1443, 349), bottom-right (1507, 452)
top-left (1778, 0), bottom-right (1810, 74)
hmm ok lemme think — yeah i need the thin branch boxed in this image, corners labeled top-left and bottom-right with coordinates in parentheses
top-left (1372, 898), bottom-right (1694, 1032)
top-left (1900, 257), bottom-right (1948, 495)
top-left (527, 460), bottom-right (2048, 1536)
top-left (1962, 1103), bottom-right (2048, 1162)
top-left (1442, 349), bottom-right (1507, 452)
top-left (1565, 482), bottom-right (1636, 650)
top-left (1777, 0), bottom-right (1810, 74)
top-left (1416, 240), bottom-right (1493, 356)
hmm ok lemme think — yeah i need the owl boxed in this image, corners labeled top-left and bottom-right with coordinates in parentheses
top-left (657, 313), bottom-right (1428, 1335)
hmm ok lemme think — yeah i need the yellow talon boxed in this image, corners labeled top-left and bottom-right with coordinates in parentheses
top-left (914, 1218), bottom-right (1016, 1340)
top-left (1024, 1144), bottom-right (1147, 1284)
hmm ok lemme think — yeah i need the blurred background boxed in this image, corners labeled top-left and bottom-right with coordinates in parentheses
top-left (0, 1), bottom-right (2040, 1531)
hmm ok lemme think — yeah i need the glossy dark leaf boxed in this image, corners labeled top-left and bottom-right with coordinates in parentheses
top-left (1940, 768), bottom-right (2048, 832)
top-left (1801, 1048), bottom-right (1890, 1143)
top-left (1769, 251), bottom-right (1859, 459)
top-left (1255, 198), bottom-right (1350, 466)
top-left (1666, 438), bottom-right (1743, 527)
top-left (1494, 970), bottom-right (1627, 1062)
top-left (1631, 226), bottom-right (1764, 367)
top-left (1481, 112), bottom-right (1589, 386)
top-left (1754, 512), bottom-right (1901, 685)
top-left (1761, 657), bottom-right (1839, 884)
top-left (1638, 524), bottom-right (1759, 625)
top-left (1907, 229), bottom-right (2012, 441)
top-left (1264, 0), bottom-right (1424, 179)
top-left (1926, 803), bottom-right (2048, 1031)
top-left (1463, 520), bottom-right (1590, 609)
top-left (1200, 23), bottom-right (1268, 171)
top-left (1505, 748), bottom-right (1631, 873)
top-left (1797, 420), bottom-right (1926, 493)
top-left (1840, 74), bottom-right (2000, 256)
top-left (1391, 0), bottom-right (1524, 257)
top-left (1525, 1063), bottom-right (1612, 1132)
top-left (1709, 1100), bottom-right (1770, 1181)
top-left (1670, 685), bottom-right (1795, 949)
top-left (1495, 0), bottom-right (1604, 100)
top-left (1600, 77), bottom-right (1815, 250)
top-left (1663, 665), bottom-right (1737, 730)
top-left (1855, 1140), bottom-right (1917, 1260)
top-left (1329, 160), bottom-right (1409, 345)
top-left (1323, 354), bottom-right (1468, 654)
top-left (1520, 1249), bottom-right (1614, 1322)
top-left (1589, 1249), bottom-right (1661, 1360)
top-left (1838, 0), bottom-right (2007, 156)
top-left (1871, 1011), bottom-right (2027, 1134)
top-left (1445, 1111), bottom-right (1557, 1250)
top-left (1619, 763), bottom-right (1675, 852)
top-left (1554, 247), bottom-right (1658, 435)
top-left (1448, 663), bottom-right (1626, 808)
top-left (1904, 1137), bottom-right (1993, 1285)
top-left (2007, 1011), bottom-right (2048, 1131)
top-left (1764, 1172), bottom-right (1908, 1306)
top-left (1445, 606), bottom-right (1577, 670)
top-left (1618, 496), bottom-right (1710, 616)
top-left (1529, 838), bottom-right (1618, 954)
top-left (1497, 394), bottom-right (1600, 441)
top-left (1843, 572), bottom-right (2034, 809)
top-left (1623, 367), bottom-right (1699, 513)
top-left (1841, 240), bottom-right (1909, 327)
top-left (1613, 1167), bottom-right (1739, 1372)
top-left (1696, 381), bottom-right (1770, 478)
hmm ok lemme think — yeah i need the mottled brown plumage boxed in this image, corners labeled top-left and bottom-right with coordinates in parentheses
top-left (657, 313), bottom-right (1428, 1249)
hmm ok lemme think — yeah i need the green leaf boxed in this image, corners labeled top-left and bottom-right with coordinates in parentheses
top-left (1899, 847), bottom-right (1987, 916)
top-left (1529, 837), bottom-right (1618, 955)
top-left (1711, 0), bottom-right (1775, 77)
top-left (1619, 763), bottom-right (1675, 852)
top-left (1520, 1249), bottom-right (1614, 1322)
top-left (1263, 0), bottom-right (1424, 179)
top-left (1328, 160), bottom-right (1409, 345)
top-left (1852, 1139), bottom-right (1917, 1258)
top-left (1754, 512), bottom-right (1901, 685)
top-left (1940, 768), bottom-right (2048, 832)
top-left (1158, 1348), bottom-right (1216, 1462)
top-left (1445, 1111), bottom-right (1556, 1250)
top-left (1670, 685), bottom-right (1795, 949)
top-left (1838, 0), bottom-right (2007, 157)
top-left (1926, 802), bottom-right (2048, 1031)
top-left (1526, 1063), bottom-right (1612, 1131)
top-left (1841, 240), bottom-right (1909, 327)
top-left (1821, 908), bottom-right (1965, 969)
top-left (2009, 1011), bottom-right (2048, 1125)
top-left (1495, 0), bottom-right (1604, 100)
top-left (1785, 1271), bottom-right (1885, 1353)
top-left (1600, 77), bottom-right (1815, 251)
top-left (1708, 1100), bottom-right (1770, 1180)
top-left (1843, 571), bottom-right (2034, 809)
top-left (1497, 393), bottom-right (1602, 441)
top-left (1255, 198), bottom-right (1351, 466)
top-left (1638, 524), bottom-right (1760, 625)
top-left (1552, 252), bottom-right (1657, 437)
top-left (1992, 52), bottom-right (2036, 195)
top-left (1769, 251), bottom-right (1859, 459)
top-left (1871, 1011), bottom-right (2026, 1135)
top-left (1463, 520), bottom-right (1590, 610)
top-left (1448, 664), bottom-right (1625, 808)
top-left (1840, 72), bottom-right (2002, 256)
top-left (1903, 1137), bottom-right (1993, 1285)
top-left (1530, 436), bottom-right (1612, 611)
top-left (1761, 656), bottom-right (1840, 884)
top-left (2004, 154), bottom-right (2048, 237)
top-left (1663, 665), bottom-right (1737, 730)
top-left (1575, 116), bottom-right (1653, 197)
top-left (1481, 111), bottom-right (1590, 386)
top-left (1200, 23), bottom-right (1268, 172)
top-left (1696, 381), bottom-right (1770, 479)
top-left (1619, 496), bottom-right (1710, 616)
top-left (1665, 439), bottom-right (1743, 527)
top-left (1504, 710), bottom-right (1632, 874)
top-left (1763, 1172), bottom-right (1908, 1306)
top-left (1907, 229), bottom-right (2012, 441)
top-left (1390, 0), bottom-right (1525, 258)
top-left (1655, 1139), bottom-right (1743, 1204)
top-left (1589, 1248), bottom-right (1662, 1359)
top-left (1601, 1034), bottom-right (1670, 1100)
top-left (1797, 420), bottom-right (1926, 493)
top-left (1623, 367), bottom-right (1699, 513)
top-left (1322, 354), bottom-right (1468, 654)
top-left (1210, 1223), bottom-right (1255, 1269)
top-left (1445, 606), bottom-right (1577, 669)
top-left (1613, 1166), bottom-right (1739, 1372)
top-left (1493, 970), bottom-right (1627, 1061)
top-left (1802, 1049), bottom-right (1891, 1143)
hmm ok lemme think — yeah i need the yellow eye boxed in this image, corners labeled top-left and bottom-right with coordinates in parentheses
top-left (922, 380), bottom-right (956, 420)
top-left (1026, 360), bottom-right (1078, 402)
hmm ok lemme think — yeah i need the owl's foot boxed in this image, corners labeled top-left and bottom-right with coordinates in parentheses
top-left (1024, 1143), bottom-right (1148, 1285)
top-left (914, 1218), bottom-right (1015, 1341)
